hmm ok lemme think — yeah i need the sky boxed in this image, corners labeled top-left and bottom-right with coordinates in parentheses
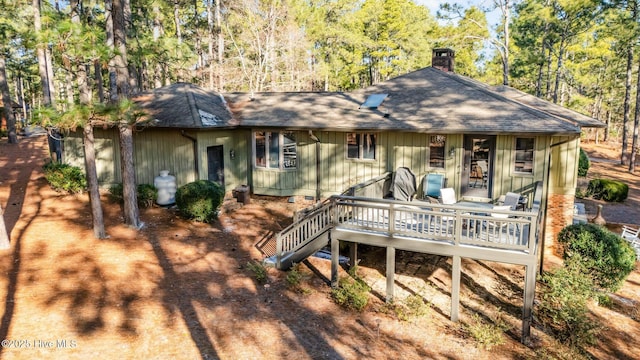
top-left (416, 0), bottom-right (501, 27)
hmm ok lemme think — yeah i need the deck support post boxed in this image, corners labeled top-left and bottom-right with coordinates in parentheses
top-left (330, 232), bottom-right (339, 288)
top-left (522, 262), bottom-right (536, 342)
top-left (386, 247), bottom-right (395, 302)
top-left (451, 255), bottom-right (461, 322)
top-left (349, 242), bottom-right (358, 269)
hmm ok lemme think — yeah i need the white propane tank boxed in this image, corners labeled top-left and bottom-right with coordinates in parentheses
top-left (154, 170), bottom-right (177, 205)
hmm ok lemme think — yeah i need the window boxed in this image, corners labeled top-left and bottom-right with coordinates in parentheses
top-left (514, 137), bottom-right (534, 174)
top-left (254, 131), bottom-right (297, 170)
top-left (429, 135), bottom-right (446, 168)
top-left (347, 133), bottom-right (376, 160)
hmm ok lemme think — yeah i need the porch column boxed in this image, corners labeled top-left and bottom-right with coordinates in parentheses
top-left (522, 262), bottom-right (537, 342)
top-left (330, 232), bottom-right (339, 288)
top-left (386, 246), bottom-right (395, 302)
top-left (451, 255), bottom-right (461, 322)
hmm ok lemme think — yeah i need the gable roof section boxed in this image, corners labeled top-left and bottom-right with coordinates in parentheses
top-left (133, 83), bottom-right (235, 129)
top-left (227, 67), bottom-right (600, 135)
top-left (491, 85), bottom-right (605, 128)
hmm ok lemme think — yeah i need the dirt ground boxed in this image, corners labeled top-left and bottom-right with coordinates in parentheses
top-left (0, 135), bottom-right (638, 359)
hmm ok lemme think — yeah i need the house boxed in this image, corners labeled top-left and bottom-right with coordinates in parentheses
top-left (62, 49), bottom-right (604, 247)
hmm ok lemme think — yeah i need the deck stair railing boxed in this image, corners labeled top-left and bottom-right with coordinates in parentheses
top-left (275, 200), bottom-right (335, 269)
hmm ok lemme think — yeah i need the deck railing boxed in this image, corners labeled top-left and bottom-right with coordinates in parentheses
top-left (332, 198), bottom-right (538, 254)
top-left (276, 201), bottom-right (334, 268)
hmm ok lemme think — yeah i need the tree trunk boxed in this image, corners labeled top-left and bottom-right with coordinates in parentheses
top-left (630, 57), bottom-right (640, 173)
top-left (552, 39), bottom-right (565, 104)
top-left (118, 125), bottom-right (140, 228)
top-left (215, 0), bottom-right (224, 91)
top-left (112, 0), bottom-right (140, 228)
top-left (622, 44), bottom-right (634, 165)
top-left (84, 125), bottom-right (107, 239)
top-left (502, 0), bottom-right (510, 86)
top-left (0, 205), bottom-right (9, 249)
top-left (0, 55), bottom-right (18, 144)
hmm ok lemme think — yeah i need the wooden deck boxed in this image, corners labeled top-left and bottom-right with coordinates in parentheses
top-left (275, 181), bottom-right (544, 343)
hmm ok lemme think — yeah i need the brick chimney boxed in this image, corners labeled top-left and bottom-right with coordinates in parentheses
top-left (432, 48), bottom-right (455, 72)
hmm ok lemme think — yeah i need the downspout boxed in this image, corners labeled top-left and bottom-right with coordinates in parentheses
top-left (539, 137), bottom-right (576, 274)
top-left (181, 130), bottom-right (198, 180)
top-left (309, 131), bottom-right (321, 202)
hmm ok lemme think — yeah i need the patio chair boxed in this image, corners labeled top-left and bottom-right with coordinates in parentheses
top-left (621, 226), bottom-right (640, 260)
top-left (422, 173), bottom-right (445, 200)
top-left (502, 192), bottom-right (521, 210)
top-left (440, 187), bottom-right (457, 205)
top-left (434, 188), bottom-right (456, 235)
top-left (474, 160), bottom-right (488, 188)
top-left (486, 205), bottom-right (517, 244)
top-left (621, 225), bottom-right (640, 240)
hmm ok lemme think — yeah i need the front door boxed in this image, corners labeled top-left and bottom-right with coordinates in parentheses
top-left (207, 145), bottom-right (224, 187)
top-left (461, 135), bottom-right (495, 199)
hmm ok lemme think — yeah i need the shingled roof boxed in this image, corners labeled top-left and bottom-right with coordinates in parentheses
top-left (226, 67), bottom-right (602, 135)
top-left (136, 67), bottom-right (604, 135)
top-left (133, 82), bottom-right (236, 129)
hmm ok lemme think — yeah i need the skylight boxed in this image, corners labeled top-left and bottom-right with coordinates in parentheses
top-left (360, 94), bottom-right (388, 109)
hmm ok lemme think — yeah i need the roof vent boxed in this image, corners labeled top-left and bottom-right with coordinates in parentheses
top-left (360, 94), bottom-right (388, 109)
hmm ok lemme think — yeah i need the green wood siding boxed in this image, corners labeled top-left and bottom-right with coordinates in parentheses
top-left (63, 129), bottom-right (121, 185)
top-left (196, 129), bottom-right (249, 190)
top-left (133, 129), bottom-right (196, 186)
top-left (549, 136), bottom-right (580, 195)
top-left (491, 135), bottom-right (549, 202)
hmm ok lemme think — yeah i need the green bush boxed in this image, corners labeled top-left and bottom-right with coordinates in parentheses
top-left (175, 180), bottom-right (224, 223)
top-left (586, 179), bottom-right (628, 202)
top-left (246, 260), bottom-right (267, 284)
top-left (108, 183), bottom-right (158, 208)
top-left (537, 265), bottom-right (600, 348)
top-left (395, 294), bottom-right (432, 321)
top-left (558, 223), bottom-right (636, 292)
top-left (108, 183), bottom-right (124, 202)
top-left (464, 312), bottom-right (508, 350)
top-left (137, 184), bottom-right (157, 208)
top-left (331, 276), bottom-right (370, 311)
top-left (43, 161), bottom-right (87, 193)
top-left (577, 148), bottom-right (590, 177)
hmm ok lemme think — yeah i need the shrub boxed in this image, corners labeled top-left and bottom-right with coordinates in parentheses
top-left (331, 277), bottom-right (370, 311)
top-left (464, 312), bottom-right (509, 350)
top-left (577, 148), bottom-right (590, 177)
top-left (108, 183), bottom-right (124, 202)
top-left (586, 179), bottom-right (628, 202)
top-left (137, 184), bottom-right (157, 208)
top-left (108, 183), bottom-right (158, 208)
top-left (246, 261), bottom-right (267, 284)
top-left (558, 223), bottom-right (636, 292)
top-left (395, 294), bottom-right (432, 321)
top-left (537, 265), bottom-right (600, 348)
top-left (43, 161), bottom-right (87, 193)
top-left (175, 180), bottom-right (224, 223)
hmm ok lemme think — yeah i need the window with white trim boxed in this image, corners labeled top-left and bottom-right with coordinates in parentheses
top-left (347, 133), bottom-right (376, 160)
top-left (254, 131), bottom-right (297, 169)
top-left (514, 137), bottom-right (534, 174)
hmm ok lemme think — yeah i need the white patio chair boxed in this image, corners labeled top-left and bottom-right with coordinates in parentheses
top-left (435, 188), bottom-right (456, 235)
top-left (621, 226), bottom-right (640, 260)
top-left (502, 192), bottom-right (521, 210)
top-left (486, 205), bottom-right (517, 244)
top-left (621, 225), bottom-right (640, 241)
